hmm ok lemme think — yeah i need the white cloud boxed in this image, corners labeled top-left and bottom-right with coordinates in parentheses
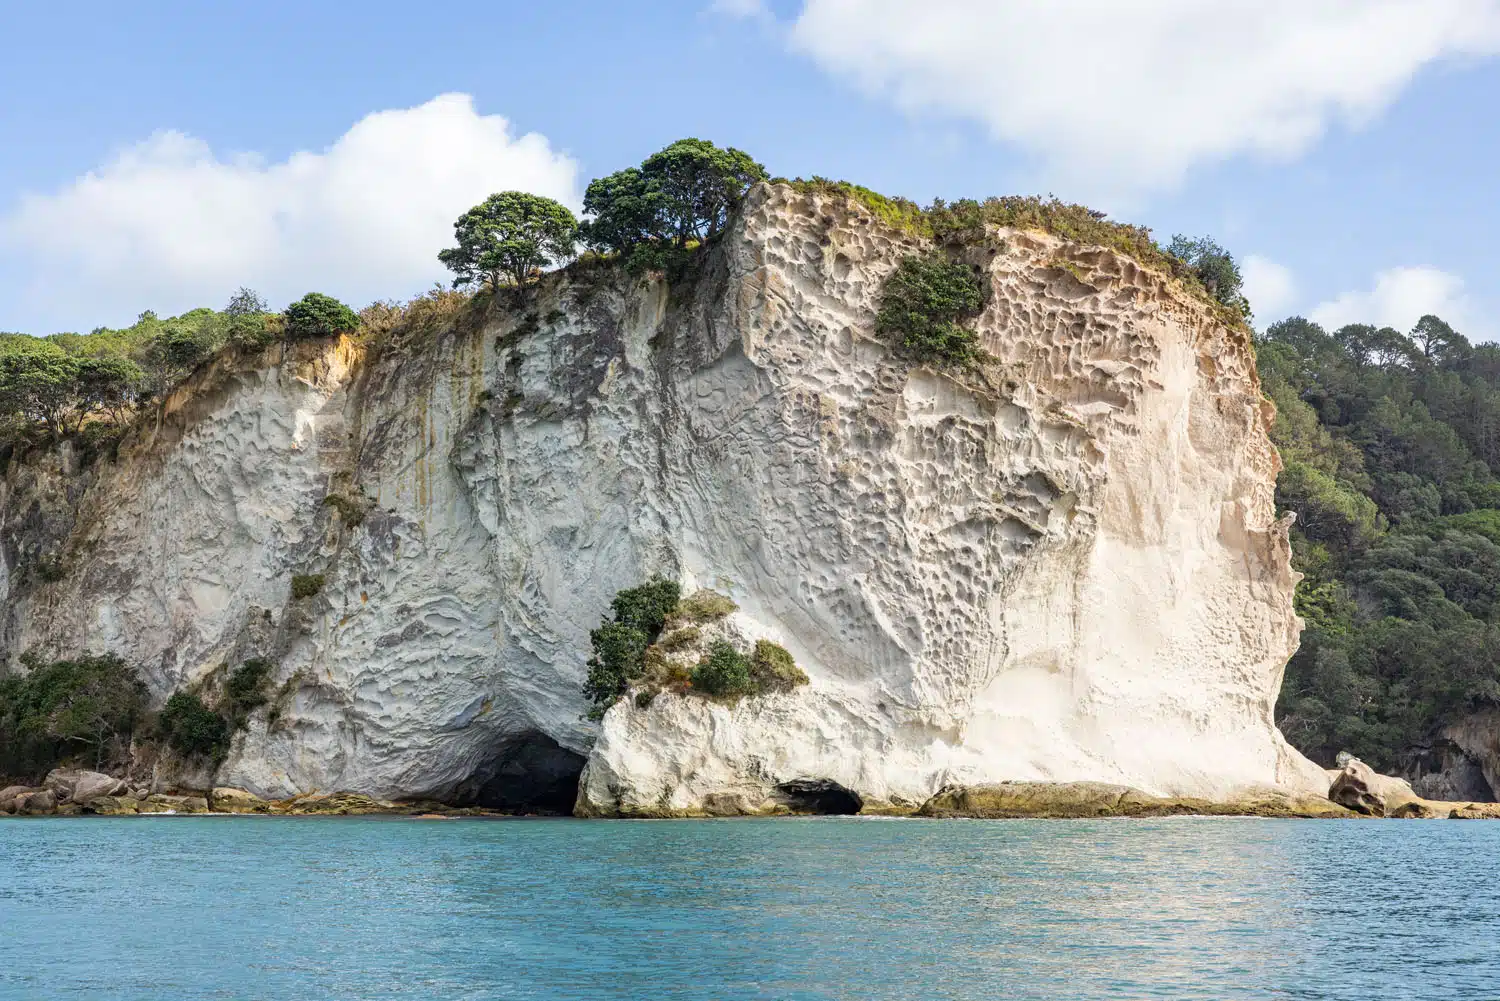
top-left (787, 0), bottom-right (1500, 191)
top-left (1310, 266), bottom-right (1478, 335)
top-left (1242, 255), bottom-right (1296, 323)
top-left (0, 94), bottom-right (580, 332)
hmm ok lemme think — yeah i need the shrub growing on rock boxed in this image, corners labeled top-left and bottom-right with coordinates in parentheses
top-left (283, 293), bottom-right (359, 341)
top-left (582, 621), bottom-right (650, 719)
top-left (224, 658), bottom-right (274, 727)
top-left (690, 641), bottom-right (754, 698)
top-left (609, 577), bottom-right (682, 637)
top-left (291, 574), bottom-right (326, 600)
top-left (876, 254), bottom-right (986, 365)
top-left (750, 640), bottom-right (809, 693)
top-left (657, 626), bottom-right (701, 652)
top-left (158, 691), bottom-right (229, 760)
top-left (322, 494), bottom-right (366, 527)
top-left (582, 576), bottom-right (683, 719)
top-left (674, 589), bottom-right (737, 623)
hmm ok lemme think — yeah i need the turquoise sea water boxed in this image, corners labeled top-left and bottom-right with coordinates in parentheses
top-left (1, 816), bottom-right (1497, 1000)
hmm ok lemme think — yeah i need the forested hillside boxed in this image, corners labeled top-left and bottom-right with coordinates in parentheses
top-left (1262, 315), bottom-right (1500, 771)
top-left (0, 290), bottom-right (358, 464)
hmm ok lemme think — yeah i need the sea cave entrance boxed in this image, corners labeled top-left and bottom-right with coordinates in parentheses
top-left (457, 731), bottom-right (587, 815)
top-left (775, 778), bottom-right (864, 815)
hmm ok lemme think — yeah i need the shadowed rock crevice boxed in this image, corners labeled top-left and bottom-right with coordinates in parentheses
top-left (775, 778), bottom-right (863, 815)
top-left (455, 732), bottom-right (586, 814)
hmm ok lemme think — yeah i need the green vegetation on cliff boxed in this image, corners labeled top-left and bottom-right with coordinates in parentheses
top-left (0, 650), bottom-right (282, 778)
top-left (580, 138), bottom-right (766, 273)
top-left (876, 253), bottom-right (987, 365)
top-left (439, 192), bottom-right (579, 291)
top-left (0, 288), bottom-right (359, 463)
top-left (1261, 314), bottom-right (1500, 770)
top-left (583, 580), bottom-right (809, 714)
top-left (0, 653), bottom-right (148, 775)
top-left (582, 577), bottom-right (682, 719)
top-left (786, 178), bottom-right (1249, 324)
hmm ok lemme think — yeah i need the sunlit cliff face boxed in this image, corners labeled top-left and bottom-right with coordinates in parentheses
top-left (0, 184), bottom-right (1325, 810)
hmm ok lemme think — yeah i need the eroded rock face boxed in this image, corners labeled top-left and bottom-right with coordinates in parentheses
top-left (576, 186), bottom-right (1327, 814)
top-left (0, 184), bottom-right (1326, 811)
top-left (1400, 710), bottom-right (1500, 803)
top-left (1326, 755), bottom-right (1435, 818)
top-left (1329, 758), bottom-right (1389, 817)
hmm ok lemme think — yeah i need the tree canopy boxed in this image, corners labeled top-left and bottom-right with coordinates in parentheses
top-left (1167, 235), bottom-right (1250, 319)
top-left (0, 653), bottom-right (148, 774)
top-left (0, 339), bottom-right (143, 441)
top-left (0, 288), bottom-right (288, 456)
top-left (283, 293), bottom-right (359, 340)
top-left (438, 191), bottom-right (579, 291)
top-left (1262, 313), bottom-right (1500, 771)
top-left (580, 138), bottom-right (767, 269)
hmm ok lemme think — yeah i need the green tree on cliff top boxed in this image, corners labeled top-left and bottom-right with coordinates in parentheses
top-left (438, 192), bottom-right (578, 292)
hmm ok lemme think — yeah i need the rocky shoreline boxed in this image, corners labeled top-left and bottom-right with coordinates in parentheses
top-left (0, 770), bottom-right (509, 818)
top-left (5, 756), bottom-right (1497, 821)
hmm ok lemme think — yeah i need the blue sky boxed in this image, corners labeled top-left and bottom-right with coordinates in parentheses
top-left (2, 0), bottom-right (1498, 339)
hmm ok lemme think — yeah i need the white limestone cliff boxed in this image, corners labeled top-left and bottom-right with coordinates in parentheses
top-left (0, 183), bottom-right (1327, 811)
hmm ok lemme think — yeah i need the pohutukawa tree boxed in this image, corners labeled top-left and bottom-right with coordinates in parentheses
top-left (579, 138), bottom-right (766, 267)
top-left (0, 340), bottom-right (143, 440)
top-left (438, 192), bottom-right (579, 291)
top-left (1166, 234), bottom-right (1251, 320)
top-left (283, 292), bottom-right (360, 340)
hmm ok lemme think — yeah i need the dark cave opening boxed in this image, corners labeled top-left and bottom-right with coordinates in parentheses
top-left (459, 732), bottom-right (587, 815)
top-left (775, 778), bottom-right (864, 815)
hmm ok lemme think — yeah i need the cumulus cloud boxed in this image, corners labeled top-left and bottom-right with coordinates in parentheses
top-left (787, 0), bottom-right (1500, 190)
top-left (1241, 255), bottom-right (1297, 324)
top-left (1310, 266), bottom-right (1479, 336)
top-left (0, 94), bottom-right (580, 332)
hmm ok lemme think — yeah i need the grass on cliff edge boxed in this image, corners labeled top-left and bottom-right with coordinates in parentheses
top-left (781, 177), bottom-right (1246, 327)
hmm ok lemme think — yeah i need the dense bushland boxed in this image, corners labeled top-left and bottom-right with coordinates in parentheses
top-left (0, 653), bottom-right (148, 776)
top-left (1261, 314), bottom-right (1500, 769)
top-left (0, 651), bottom-right (281, 778)
top-left (0, 288), bottom-right (359, 462)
